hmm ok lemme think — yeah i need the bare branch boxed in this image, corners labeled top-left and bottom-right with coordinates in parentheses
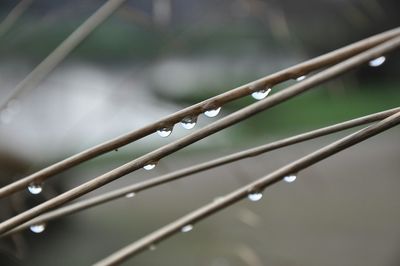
top-left (0, 0), bottom-right (33, 38)
top-left (0, 36), bottom-right (399, 234)
top-left (2, 107), bottom-right (399, 237)
top-left (0, 0), bottom-right (127, 110)
top-left (0, 27), bottom-right (399, 198)
top-left (94, 111), bottom-right (400, 266)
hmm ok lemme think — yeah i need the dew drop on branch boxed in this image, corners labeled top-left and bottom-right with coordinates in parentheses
top-left (157, 126), bottom-right (173, 137)
top-left (247, 192), bottom-right (263, 201)
top-left (181, 224), bottom-right (193, 233)
top-left (251, 88), bottom-right (271, 100)
top-left (368, 56), bottom-right (386, 67)
top-left (28, 183), bottom-right (43, 195)
top-left (296, 75), bottom-right (306, 81)
top-left (30, 223), bottom-right (46, 233)
top-left (125, 192), bottom-right (135, 198)
top-left (284, 174), bottom-right (297, 183)
top-left (204, 107), bottom-right (221, 118)
top-left (180, 116), bottom-right (197, 129)
top-left (143, 163), bottom-right (156, 171)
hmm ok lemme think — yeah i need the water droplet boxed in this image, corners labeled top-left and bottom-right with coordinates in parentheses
top-left (149, 244), bottom-right (157, 251)
top-left (30, 223), bottom-right (46, 233)
top-left (284, 174), bottom-right (297, 183)
top-left (296, 75), bottom-right (306, 81)
top-left (181, 224), bottom-right (193, 233)
top-left (125, 192), bottom-right (135, 198)
top-left (204, 107), bottom-right (221, 118)
top-left (369, 56), bottom-right (386, 67)
top-left (28, 183), bottom-right (42, 195)
top-left (143, 163), bottom-right (156, 171)
top-left (180, 116), bottom-right (197, 129)
top-left (247, 192), bottom-right (263, 202)
top-left (251, 88), bottom-right (271, 100)
top-left (157, 126), bottom-right (173, 137)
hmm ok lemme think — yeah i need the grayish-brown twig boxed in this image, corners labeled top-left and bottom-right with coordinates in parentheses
top-left (2, 106), bottom-right (398, 237)
top-left (0, 27), bottom-right (399, 199)
top-left (94, 111), bottom-right (400, 266)
top-left (0, 0), bottom-right (127, 110)
top-left (0, 0), bottom-right (33, 38)
top-left (0, 35), bottom-right (399, 235)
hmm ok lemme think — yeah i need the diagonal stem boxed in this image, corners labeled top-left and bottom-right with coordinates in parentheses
top-left (94, 111), bottom-right (400, 266)
top-left (2, 106), bottom-right (399, 237)
top-left (0, 0), bottom-right (128, 111)
top-left (0, 35), bottom-right (399, 235)
top-left (1, 27), bottom-right (399, 198)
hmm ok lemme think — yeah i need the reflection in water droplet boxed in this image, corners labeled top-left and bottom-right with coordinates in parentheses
top-left (251, 88), bottom-right (271, 100)
top-left (30, 224), bottom-right (46, 233)
top-left (296, 75), bottom-right (306, 81)
top-left (284, 174), bottom-right (297, 183)
top-left (181, 224), bottom-right (193, 233)
top-left (248, 192), bottom-right (263, 202)
top-left (157, 127), bottom-right (173, 137)
top-left (28, 183), bottom-right (42, 194)
top-left (180, 116), bottom-right (197, 129)
top-left (204, 107), bottom-right (221, 118)
top-left (125, 192), bottom-right (135, 198)
top-left (369, 56), bottom-right (386, 67)
top-left (143, 163), bottom-right (156, 171)
top-left (149, 244), bottom-right (157, 251)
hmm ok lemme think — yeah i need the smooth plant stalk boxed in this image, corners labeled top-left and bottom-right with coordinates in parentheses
top-left (94, 111), bottom-right (400, 266)
top-left (2, 107), bottom-right (399, 237)
top-left (1, 27), bottom-right (399, 198)
top-left (0, 0), bottom-right (33, 38)
top-left (0, 0), bottom-right (127, 110)
top-left (0, 36), bottom-right (399, 235)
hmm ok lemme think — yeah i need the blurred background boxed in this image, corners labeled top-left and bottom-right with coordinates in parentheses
top-left (0, 0), bottom-right (399, 265)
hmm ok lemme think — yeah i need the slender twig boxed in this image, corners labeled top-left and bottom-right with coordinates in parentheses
top-left (0, 0), bottom-right (33, 38)
top-left (1, 27), bottom-right (399, 199)
top-left (94, 111), bottom-right (400, 266)
top-left (2, 107), bottom-right (399, 237)
top-left (0, 36), bottom-right (399, 235)
top-left (0, 0), bottom-right (127, 111)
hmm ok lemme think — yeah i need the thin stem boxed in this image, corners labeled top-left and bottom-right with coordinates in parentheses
top-left (1, 27), bottom-right (399, 198)
top-left (94, 111), bottom-right (400, 266)
top-left (0, 0), bottom-right (33, 38)
top-left (2, 107), bottom-right (399, 237)
top-left (0, 0), bottom-right (127, 110)
top-left (0, 36), bottom-right (399, 234)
